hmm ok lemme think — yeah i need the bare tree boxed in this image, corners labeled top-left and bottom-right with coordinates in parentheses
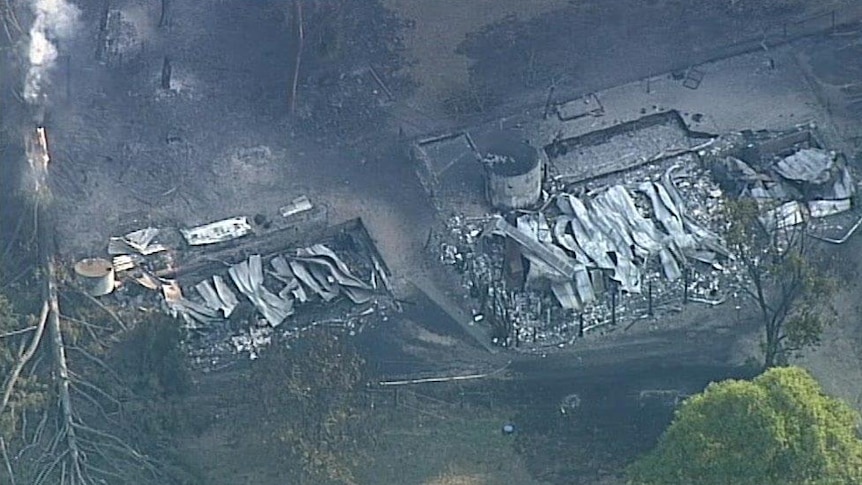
top-left (725, 199), bottom-right (834, 368)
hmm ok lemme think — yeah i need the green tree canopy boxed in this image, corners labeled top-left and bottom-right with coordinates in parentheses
top-left (627, 367), bottom-right (862, 485)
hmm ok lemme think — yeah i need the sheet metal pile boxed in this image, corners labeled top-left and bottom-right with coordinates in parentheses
top-left (103, 217), bottom-right (391, 365)
top-left (166, 244), bottom-right (382, 362)
top-left (440, 162), bottom-right (737, 346)
top-left (439, 138), bottom-right (857, 348)
top-left (713, 147), bottom-right (855, 230)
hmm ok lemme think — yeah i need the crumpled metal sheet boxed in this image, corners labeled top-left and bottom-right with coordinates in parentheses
top-left (108, 227), bottom-right (168, 256)
top-left (759, 201), bottom-right (805, 232)
top-left (596, 186), bottom-right (662, 256)
top-left (195, 280), bottom-right (222, 314)
top-left (551, 281), bottom-right (580, 310)
top-left (163, 280), bottom-right (222, 327)
top-left (774, 148), bottom-right (835, 184)
top-left (229, 255), bottom-right (294, 327)
top-left (195, 276), bottom-right (238, 318)
top-left (638, 182), bottom-right (696, 250)
top-left (285, 245), bottom-right (375, 304)
top-left (831, 167), bottom-right (855, 200)
top-left (563, 193), bottom-right (640, 292)
top-left (289, 259), bottom-right (339, 302)
top-left (213, 275), bottom-right (239, 316)
top-left (808, 199), bottom-right (852, 219)
top-left (553, 216), bottom-right (589, 263)
top-left (490, 215), bottom-right (579, 279)
top-left (296, 245), bottom-right (373, 289)
top-left (557, 195), bottom-right (616, 270)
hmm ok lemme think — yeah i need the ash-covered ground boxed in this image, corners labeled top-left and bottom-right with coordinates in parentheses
top-left (3, 1), bottom-right (862, 484)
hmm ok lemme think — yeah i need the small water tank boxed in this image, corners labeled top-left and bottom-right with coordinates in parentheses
top-left (484, 135), bottom-right (543, 210)
top-left (74, 258), bottom-right (115, 296)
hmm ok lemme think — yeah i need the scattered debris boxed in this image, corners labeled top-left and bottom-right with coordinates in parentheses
top-left (808, 199), bottom-right (852, 219)
top-left (280, 195), bottom-right (313, 218)
top-left (760, 200), bottom-right (805, 232)
top-left (108, 227), bottom-right (167, 255)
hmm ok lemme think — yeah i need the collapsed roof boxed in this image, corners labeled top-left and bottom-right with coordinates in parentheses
top-left (488, 169), bottom-right (727, 310)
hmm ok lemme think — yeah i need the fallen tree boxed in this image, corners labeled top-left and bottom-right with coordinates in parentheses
top-left (0, 130), bottom-right (165, 485)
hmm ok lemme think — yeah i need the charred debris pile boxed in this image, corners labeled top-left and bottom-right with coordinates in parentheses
top-left (433, 119), bottom-right (858, 349)
top-left (74, 204), bottom-right (396, 370)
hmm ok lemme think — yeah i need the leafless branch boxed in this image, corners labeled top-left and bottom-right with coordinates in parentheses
top-left (68, 345), bottom-right (124, 384)
top-left (18, 409), bottom-right (49, 456)
top-left (58, 313), bottom-right (111, 331)
top-left (0, 325), bottom-right (37, 338)
top-left (70, 383), bottom-right (124, 421)
top-left (0, 263), bottom-right (36, 291)
top-left (1, 0), bottom-right (22, 33)
top-left (0, 437), bottom-right (16, 485)
top-left (1, 13), bottom-right (13, 46)
top-left (69, 382), bottom-right (120, 426)
top-left (1, 301), bottom-right (48, 416)
top-left (74, 290), bottom-right (127, 331)
top-left (33, 448), bottom-right (68, 485)
top-left (72, 423), bottom-right (145, 461)
top-left (76, 459), bottom-right (125, 483)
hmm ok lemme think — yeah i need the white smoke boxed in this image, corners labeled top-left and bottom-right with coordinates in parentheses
top-left (23, 0), bottom-right (80, 103)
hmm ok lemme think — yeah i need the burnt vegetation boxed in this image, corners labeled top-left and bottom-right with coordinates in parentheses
top-left (724, 198), bottom-right (835, 368)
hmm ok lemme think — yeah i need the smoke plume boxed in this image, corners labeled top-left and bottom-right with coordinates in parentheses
top-left (23, 0), bottom-right (80, 103)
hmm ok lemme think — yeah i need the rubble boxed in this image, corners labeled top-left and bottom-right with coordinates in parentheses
top-left (433, 123), bottom-right (858, 350)
top-left (547, 111), bottom-right (696, 182)
top-left (169, 239), bottom-right (387, 363)
top-left (83, 203), bottom-right (393, 368)
top-left (716, 146), bottom-right (855, 221)
top-left (493, 178), bottom-right (725, 310)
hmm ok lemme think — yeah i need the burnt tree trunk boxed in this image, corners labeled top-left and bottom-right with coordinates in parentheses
top-left (37, 197), bottom-right (85, 481)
